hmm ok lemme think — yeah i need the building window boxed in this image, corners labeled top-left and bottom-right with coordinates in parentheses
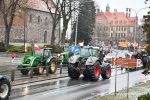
top-left (44, 31), bottom-right (47, 43)
top-left (111, 33), bottom-right (113, 37)
top-left (111, 26), bottom-right (113, 31)
top-left (29, 15), bottom-right (32, 22)
top-left (38, 16), bottom-right (40, 23)
top-left (115, 21), bottom-right (118, 24)
top-left (45, 17), bottom-right (48, 25)
top-left (124, 27), bottom-right (126, 31)
top-left (118, 26), bottom-right (120, 31)
top-left (116, 26), bottom-right (118, 31)
top-left (116, 33), bottom-right (117, 38)
top-left (121, 26), bottom-right (124, 31)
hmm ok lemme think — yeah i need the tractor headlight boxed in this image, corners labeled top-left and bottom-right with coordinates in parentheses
top-left (57, 54), bottom-right (60, 57)
top-left (88, 58), bottom-right (93, 63)
top-left (57, 54), bottom-right (63, 60)
top-left (103, 58), bottom-right (106, 61)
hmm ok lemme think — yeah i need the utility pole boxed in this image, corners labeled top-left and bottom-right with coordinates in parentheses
top-left (75, 14), bottom-right (78, 46)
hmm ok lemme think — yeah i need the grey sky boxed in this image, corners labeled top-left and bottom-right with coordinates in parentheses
top-left (95, 0), bottom-right (149, 21)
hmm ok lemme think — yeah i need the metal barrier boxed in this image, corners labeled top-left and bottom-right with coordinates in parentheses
top-left (11, 70), bottom-right (15, 82)
top-left (0, 64), bottom-right (69, 84)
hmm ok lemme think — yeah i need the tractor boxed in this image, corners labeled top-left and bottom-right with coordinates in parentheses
top-left (17, 47), bottom-right (57, 75)
top-left (68, 46), bottom-right (111, 81)
top-left (57, 45), bottom-right (80, 64)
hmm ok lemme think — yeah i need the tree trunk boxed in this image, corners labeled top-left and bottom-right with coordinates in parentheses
top-left (61, 24), bottom-right (68, 45)
top-left (51, 24), bottom-right (56, 45)
top-left (5, 27), bottom-right (10, 49)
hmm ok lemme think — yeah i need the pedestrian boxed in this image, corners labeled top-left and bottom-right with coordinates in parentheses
top-left (11, 53), bottom-right (16, 63)
top-left (142, 54), bottom-right (149, 69)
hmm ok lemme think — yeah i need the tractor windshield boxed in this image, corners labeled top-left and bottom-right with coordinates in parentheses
top-left (34, 49), bottom-right (51, 57)
top-left (79, 48), bottom-right (99, 57)
top-left (90, 49), bottom-right (99, 57)
top-left (64, 46), bottom-right (70, 52)
top-left (80, 48), bottom-right (91, 57)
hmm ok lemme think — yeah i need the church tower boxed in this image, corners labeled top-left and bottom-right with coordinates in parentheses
top-left (106, 4), bottom-right (110, 12)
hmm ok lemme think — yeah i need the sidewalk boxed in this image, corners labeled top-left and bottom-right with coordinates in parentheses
top-left (94, 80), bottom-right (150, 100)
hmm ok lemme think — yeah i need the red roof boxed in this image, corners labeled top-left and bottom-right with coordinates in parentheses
top-left (96, 11), bottom-right (136, 26)
top-left (26, 0), bottom-right (56, 13)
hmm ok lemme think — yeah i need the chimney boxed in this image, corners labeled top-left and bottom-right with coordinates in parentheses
top-left (114, 9), bottom-right (117, 12)
top-left (114, 9), bottom-right (117, 16)
top-left (126, 8), bottom-right (131, 17)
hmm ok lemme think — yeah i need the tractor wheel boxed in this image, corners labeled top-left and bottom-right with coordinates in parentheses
top-left (85, 62), bottom-right (101, 81)
top-left (34, 63), bottom-right (44, 75)
top-left (20, 69), bottom-right (29, 75)
top-left (49, 59), bottom-right (57, 74)
top-left (0, 79), bottom-right (11, 100)
top-left (68, 64), bottom-right (80, 80)
top-left (101, 64), bottom-right (111, 79)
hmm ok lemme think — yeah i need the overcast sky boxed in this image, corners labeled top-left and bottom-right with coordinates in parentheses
top-left (94, 0), bottom-right (149, 20)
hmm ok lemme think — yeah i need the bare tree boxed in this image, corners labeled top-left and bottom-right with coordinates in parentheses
top-left (43, 0), bottom-right (61, 45)
top-left (0, 0), bottom-right (2, 9)
top-left (43, 0), bottom-right (79, 45)
top-left (0, 0), bottom-right (26, 49)
top-left (60, 0), bottom-right (78, 45)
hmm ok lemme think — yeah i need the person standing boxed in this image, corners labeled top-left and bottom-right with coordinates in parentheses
top-left (11, 53), bottom-right (16, 63)
top-left (142, 54), bottom-right (149, 69)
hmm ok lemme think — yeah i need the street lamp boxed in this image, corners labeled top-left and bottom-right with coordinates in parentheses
top-left (126, 7), bottom-right (150, 52)
top-left (75, 14), bottom-right (78, 46)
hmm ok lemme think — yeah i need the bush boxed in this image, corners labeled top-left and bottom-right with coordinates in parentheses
top-left (138, 93), bottom-right (150, 100)
top-left (0, 42), bottom-right (6, 52)
top-left (7, 45), bottom-right (25, 53)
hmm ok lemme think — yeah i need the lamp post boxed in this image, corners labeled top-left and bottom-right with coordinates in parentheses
top-left (75, 14), bottom-right (78, 46)
top-left (126, 7), bottom-right (149, 52)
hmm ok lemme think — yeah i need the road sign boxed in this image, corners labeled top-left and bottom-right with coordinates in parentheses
top-left (112, 58), bottom-right (140, 67)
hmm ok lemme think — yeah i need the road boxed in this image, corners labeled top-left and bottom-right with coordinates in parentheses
top-left (1, 57), bottom-right (149, 100)
top-left (9, 70), bottom-right (150, 100)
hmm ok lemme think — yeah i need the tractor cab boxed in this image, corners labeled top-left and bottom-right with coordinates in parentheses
top-left (79, 46), bottom-right (100, 58)
top-left (34, 48), bottom-right (52, 62)
top-left (42, 48), bottom-right (52, 57)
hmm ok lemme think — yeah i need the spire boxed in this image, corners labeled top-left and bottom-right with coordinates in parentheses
top-left (106, 4), bottom-right (110, 12)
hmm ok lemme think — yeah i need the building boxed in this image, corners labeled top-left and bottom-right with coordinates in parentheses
top-left (94, 4), bottom-right (138, 46)
top-left (0, 0), bottom-right (60, 44)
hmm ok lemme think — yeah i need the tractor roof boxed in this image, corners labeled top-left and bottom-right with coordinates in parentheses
top-left (44, 48), bottom-right (52, 50)
top-left (83, 46), bottom-right (100, 50)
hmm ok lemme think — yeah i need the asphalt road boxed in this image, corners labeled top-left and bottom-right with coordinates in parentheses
top-left (9, 69), bottom-right (150, 100)
top-left (1, 57), bottom-right (149, 100)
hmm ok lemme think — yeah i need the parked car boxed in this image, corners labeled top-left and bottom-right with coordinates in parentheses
top-left (0, 75), bottom-right (11, 100)
top-left (103, 52), bottom-right (117, 63)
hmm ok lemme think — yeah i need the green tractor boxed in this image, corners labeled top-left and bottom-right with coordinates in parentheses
top-left (68, 46), bottom-right (111, 81)
top-left (18, 48), bottom-right (57, 75)
top-left (57, 46), bottom-right (80, 64)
